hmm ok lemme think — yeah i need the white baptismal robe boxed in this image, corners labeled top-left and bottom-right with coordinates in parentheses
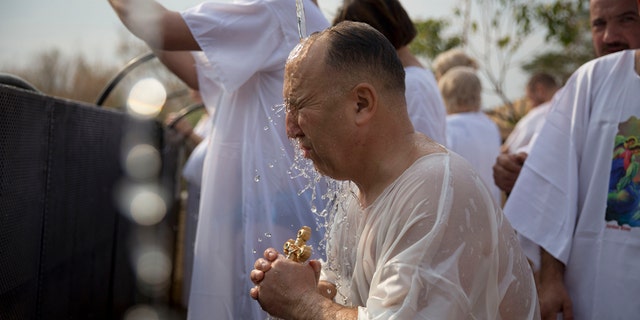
top-left (446, 111), bottom-right (502, 203)
top-left (321, 152), bottom-right (539, 319)
top-left (181, 1), bottom-right (329, 319)
top-left (405, 66), bottom-right (447, 146)
top-left (504, 50), bottom-right (640, 319)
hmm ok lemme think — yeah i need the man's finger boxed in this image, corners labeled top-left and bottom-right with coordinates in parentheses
top-left (250, 269), bottom-right (264, 284)
top-left (249, 286), bottom-right (259, 300)
top-left (264, 248), bottom-right (278, 261)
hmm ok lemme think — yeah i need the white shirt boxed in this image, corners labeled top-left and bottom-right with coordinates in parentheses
top-left (321, 152), bottom-right (539, 319)
top-left (182, 113), bottom-right (211, 188)
top-left (181, 1), bottom-right (330, 319)
top-left (503, 101), bottom-right (552, 154)
top-left (405, 66), bottom-right (447, 146)
top-left (504, 50), bottom-right (640, 319)
top-left (446, 111), bottom-right (502, 203)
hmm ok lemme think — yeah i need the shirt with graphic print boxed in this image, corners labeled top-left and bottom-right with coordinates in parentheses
top-left (504, 49), bottom-right (640, 320)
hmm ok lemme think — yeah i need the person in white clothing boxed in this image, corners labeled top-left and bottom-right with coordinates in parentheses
top-left (164, 89), bottom-right (211, 307)
top-left (502, 72), bottom-right (559, 154)
top-left (496, 74), bottom-right (558, 273)
top-left (249, 21), bottom-right (539, 319)
top-left (492, 0), bottom-right (640, 195)
top-left (440, 66), bottom-right (502, 204)
top-left (332, 0), bottom-right (448, 146)
top-left (108, 0), bottom-right (330, 319)
top-left (505, 48), bottom-right (640, 320)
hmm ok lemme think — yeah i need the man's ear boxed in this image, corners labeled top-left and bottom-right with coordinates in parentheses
top-left (353, 83), bottom-right (377, 126)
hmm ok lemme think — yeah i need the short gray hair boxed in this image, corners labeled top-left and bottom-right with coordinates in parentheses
top-left (432, 48), bottom-right (478, 81)
top-left (438, 66), bottom-right (481, 113)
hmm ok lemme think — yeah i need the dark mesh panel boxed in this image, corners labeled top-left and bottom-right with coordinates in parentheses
top-left (0, 85), bottom-right (49, 320)
top-left (0, 85), bottom-right (179, 319)
top-left (37, 99), bottom-right (126, 319)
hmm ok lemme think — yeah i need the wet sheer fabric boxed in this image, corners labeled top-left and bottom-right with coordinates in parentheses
top-left (181, 1), bottom-right (330, 319)
top-left (321, 152), bottom-right (539, 319)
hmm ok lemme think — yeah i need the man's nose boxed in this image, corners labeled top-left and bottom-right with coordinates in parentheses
top-left (603, 23), bottom-right (623, 43)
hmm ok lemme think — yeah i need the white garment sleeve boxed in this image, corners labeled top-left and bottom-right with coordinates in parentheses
top-left (182, 1), bottom-right (286, 92)
top-left (504, 70), bottom-right (590, 264)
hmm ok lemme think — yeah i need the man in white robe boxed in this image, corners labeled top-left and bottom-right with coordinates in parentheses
top-left (502, 73), bottom-right (559, 154)
top-left (493, 0), bottom-right (640, 195)
top-left (505, 49), bottom-right (640, 319)
top-left (249, 21), bottom-right (539, 320)
top-left (108, 1), bottom-right (329, 318)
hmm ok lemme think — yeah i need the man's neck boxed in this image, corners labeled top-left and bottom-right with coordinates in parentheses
top-left (355, 133), bottom-right (444, 207)
top-left (397, 46), bottom-right (423, 68)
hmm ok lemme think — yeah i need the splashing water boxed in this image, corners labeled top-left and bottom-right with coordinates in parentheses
top-left (295, 0), bottom-right (307, 40)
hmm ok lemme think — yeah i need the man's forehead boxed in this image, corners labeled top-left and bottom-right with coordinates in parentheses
top-left (287, 35), bottom-right (324, 67)
top-left (287, 41), bottom-right (307, 64)
top-left (591, 0), bottom-right (638, 15)
top-left (286, 36), bottom-right (326, 82)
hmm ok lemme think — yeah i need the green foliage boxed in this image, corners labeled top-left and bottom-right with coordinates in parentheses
top-left (410, 18), bottom-right (462, 60)
top-left (533, 0), bottom-right (590, 46)
top-left (521, 42), bottom-right (594, 83)
top-left (497, 36), bottom-right (511, 49)
top-left (521, 0), bottom-right (594, 83)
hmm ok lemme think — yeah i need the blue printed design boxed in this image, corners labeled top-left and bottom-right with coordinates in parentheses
top-left (606, 116), bottom-right (640, 227)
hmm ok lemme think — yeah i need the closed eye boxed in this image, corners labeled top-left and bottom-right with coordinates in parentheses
top-left (619, 13), bottom-right (639, 23)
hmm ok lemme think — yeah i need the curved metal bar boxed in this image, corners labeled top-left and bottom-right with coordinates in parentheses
top-left (95, 52), bottom-right (156, 106)
top-left (167, 102), bottom-right (205, 129)
top-left (0, 73), bottom-right (40, 92)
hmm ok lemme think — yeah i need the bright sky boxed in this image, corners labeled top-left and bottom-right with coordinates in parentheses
top-left (0, 0), bottom-right (541, 107)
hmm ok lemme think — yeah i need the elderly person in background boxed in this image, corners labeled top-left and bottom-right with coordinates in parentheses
top-left (440, 66), bottom-right (502, 204)
top-left (432, 48), bottom-right (478, 81)
top-left (501, 73), bottom-right (560, 155)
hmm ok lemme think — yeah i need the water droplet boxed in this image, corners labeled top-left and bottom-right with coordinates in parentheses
top-left (310, 205), bottom-right (317, 213)
top-left (254, 175), bottom-right (261, 182)
top-left (264, 233), bottom-right (272, 238)
top-left (258, 238), bottom-right (263, 243)
top-left (253, 249), bottom-right (257, 254)
top-left (263, 126), bottom-right (269, 131)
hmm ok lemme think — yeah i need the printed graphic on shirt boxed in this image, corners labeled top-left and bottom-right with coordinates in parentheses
top-left (606, 116), bottom-right (640, 228)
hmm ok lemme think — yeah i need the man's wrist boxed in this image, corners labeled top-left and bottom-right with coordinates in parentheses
top-left (292, 292), bottom-right (356, 320)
